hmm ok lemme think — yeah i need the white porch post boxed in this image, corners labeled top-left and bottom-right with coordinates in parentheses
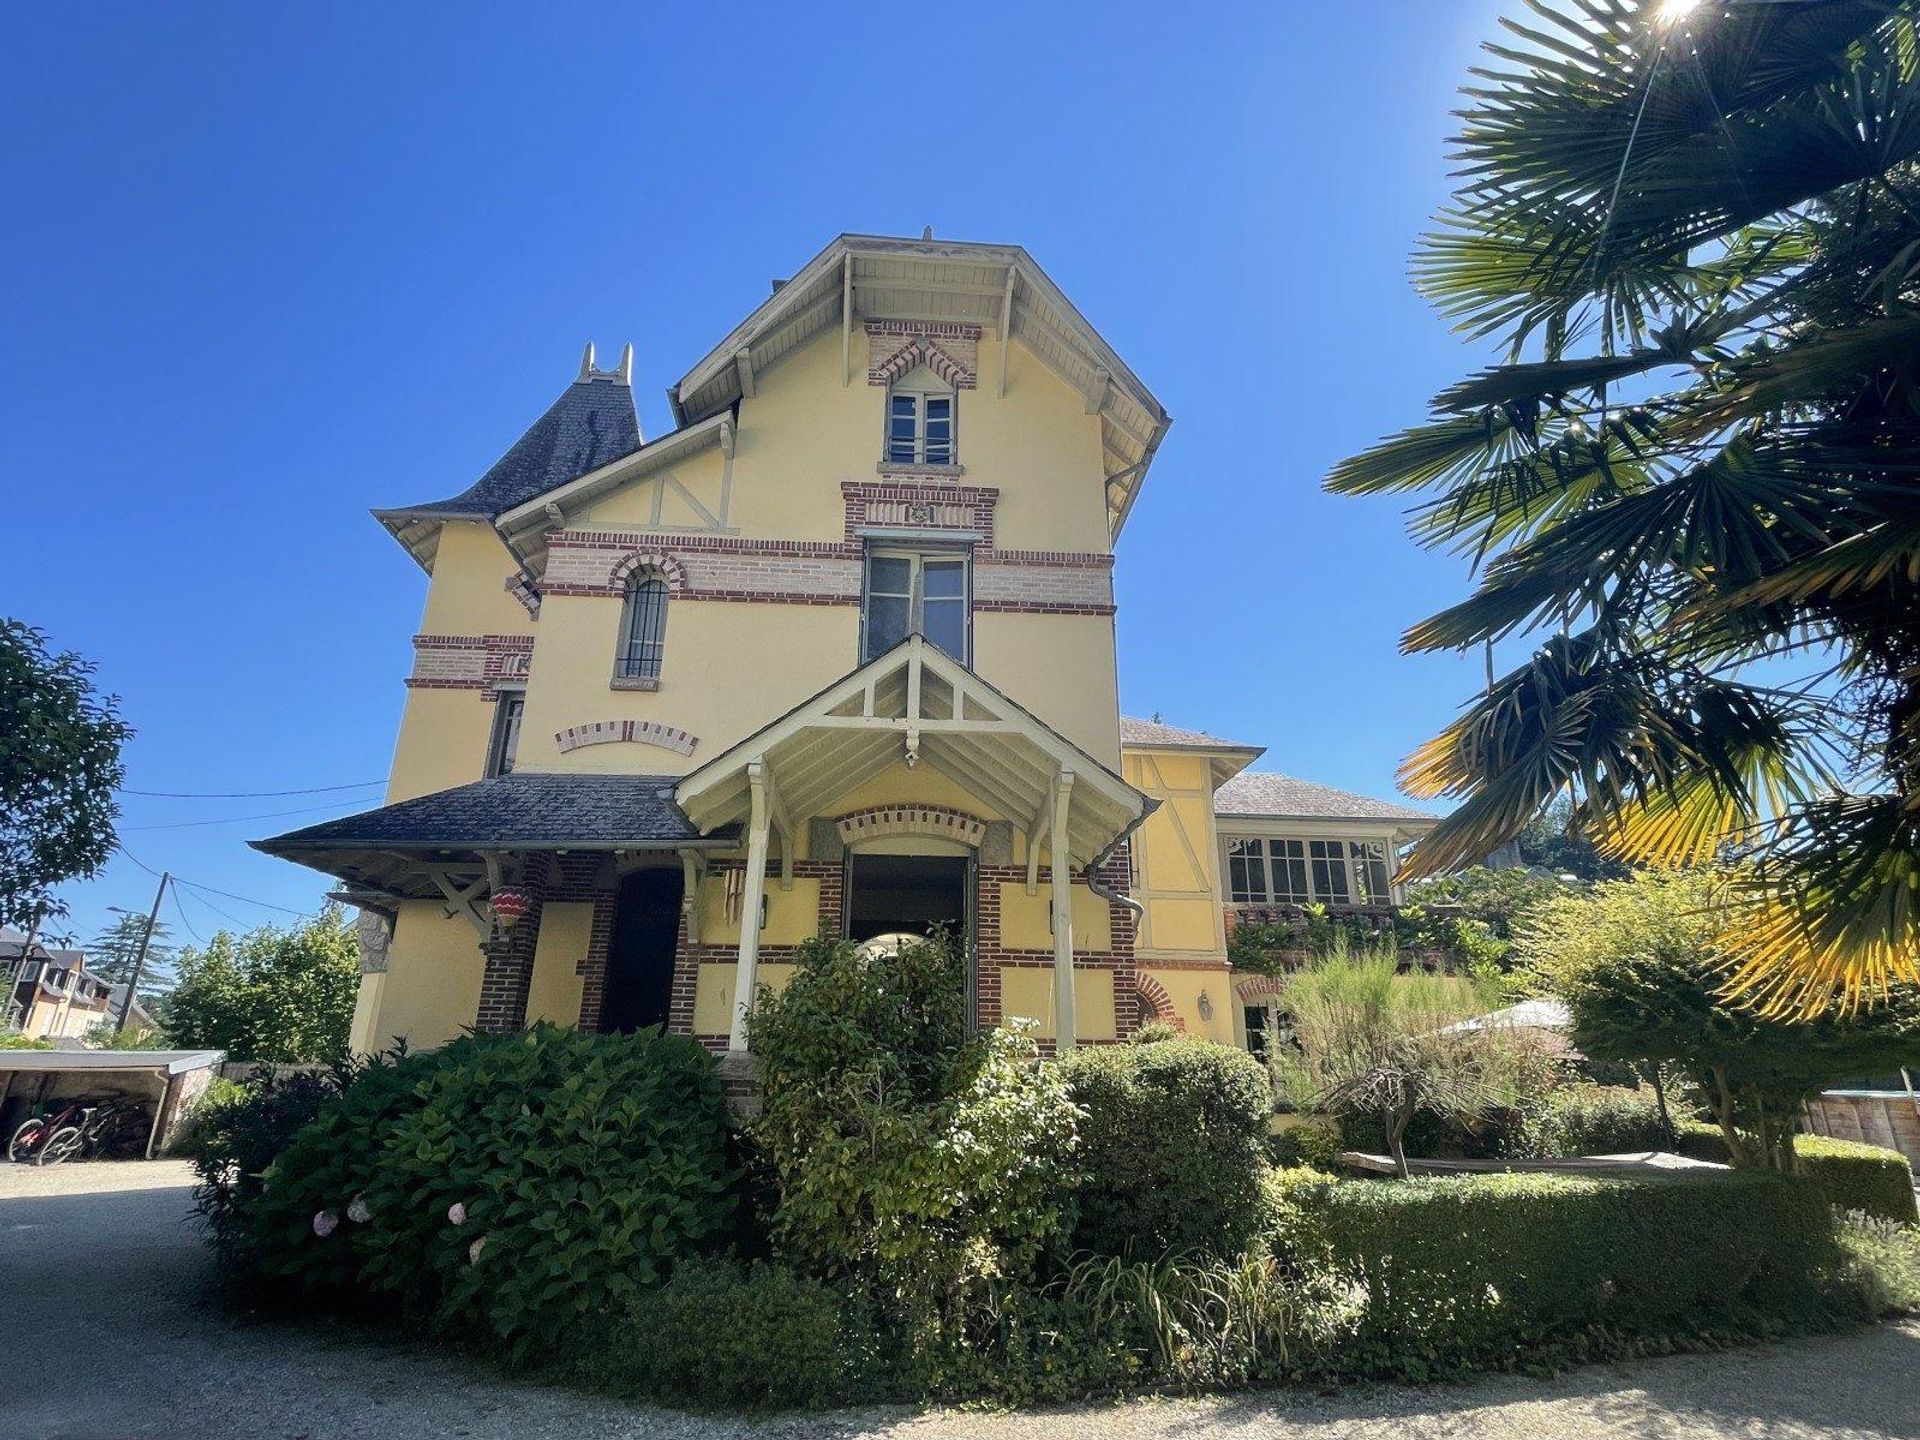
top-left (729, 760), bottom-right (771, 1052)
top-left (1051, 769), bottom-right (1077, 1053)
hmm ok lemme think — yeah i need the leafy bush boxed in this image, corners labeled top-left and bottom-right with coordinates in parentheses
top-left (751, 934), bottom-right (1079, 1306)
top-left (1518, 869), bottom-right (1920, 1171)
top-left (1061, 1037), bottom-right (1271, 1259)
top-left (1504, 1084), bottom-right (1675, 1159)
top-left (1266, 1116), bottom-right (1343, 1171)
top-left (183, 1063), bottom-right (360, 1266)
top-left (234, 1027), bottom-right (736, 1359)
top-left (0, 1032), bottom-right (54, 1050)
top-left (586, 1257), bottom-right (881, 1410)
top-left (1674, 1125), bottom-right (1918, 1223)
top-left (1286, 1168), bottom-right (1841, 1377)
top-left (1833, 1211), bottom-right (1920, 1316)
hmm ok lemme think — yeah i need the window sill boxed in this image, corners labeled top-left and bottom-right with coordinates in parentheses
top-left (610, 675), bottom-right (661, 692)
top-left (876, 461), bottom-right (966, 479)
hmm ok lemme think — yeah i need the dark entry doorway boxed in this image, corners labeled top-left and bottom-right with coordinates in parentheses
top-left (602, 867), bottom-right (683, 1033)
top-left (844, 854), bottom-right (970, 943)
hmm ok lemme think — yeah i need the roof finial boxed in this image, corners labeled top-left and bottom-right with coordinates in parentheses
top-left (578, 341), bottom-right (596, 382)
top-left (921, 225), bottom-right (934, 240)
top-left (618, 343), bottom-right (633, 384)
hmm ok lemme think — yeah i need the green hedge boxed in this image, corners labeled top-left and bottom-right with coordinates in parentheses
top-left (1674, 1124), bottom-right (1918, 1223)
top-left (1059, 1037), bottom-right (1273, 1259)
top-left (1285, 1169), bottom-right (1842, 1377)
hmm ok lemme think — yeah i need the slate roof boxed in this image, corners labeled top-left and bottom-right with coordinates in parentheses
top-left (381, 374), bottom-right (643, 520)
top-left (252, 773), bottom-right (711, 854)
top-left (1214, 771), bottom-right (1435, 823)
top-left (1119, 716), bottom-right (1261, 752)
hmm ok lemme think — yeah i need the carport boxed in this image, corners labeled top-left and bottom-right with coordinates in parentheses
top-left (0, 1049), bottom-right (226, 1158)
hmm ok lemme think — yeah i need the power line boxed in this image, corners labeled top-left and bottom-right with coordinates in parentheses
top-left (174, 883), bottom-right (248, 930)
top-left (169, 884), bottom-right (205, 946)
top-left (121, 801), bottom-right (367, 832)
top-left (119, 780), bottom-right (382, 799)
top-left (116, 847), bottom-right (318, 918)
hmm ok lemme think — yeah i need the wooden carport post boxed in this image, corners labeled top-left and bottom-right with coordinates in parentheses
top-left (1051, 769), bottom-right (1077, 1052)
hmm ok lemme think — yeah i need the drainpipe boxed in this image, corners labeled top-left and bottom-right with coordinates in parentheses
top-left (1082, 861), bottom-right (1144, 922)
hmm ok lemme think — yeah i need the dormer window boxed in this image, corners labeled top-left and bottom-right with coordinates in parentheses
top-left (885, 362), bottom-right (956, 466)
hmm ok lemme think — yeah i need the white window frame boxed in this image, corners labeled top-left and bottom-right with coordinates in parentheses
top-left (860, 546), bottom-right (971, 663)
top-left (1221, 833), bottom-right (1397, 907)
top-left (884, 382), bottom-right (957, 466)
top-left (486, 687), bottom-right (526, 778)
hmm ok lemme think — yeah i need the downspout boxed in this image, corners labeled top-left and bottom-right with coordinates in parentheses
top-left (1081, 798), bottom-right (1155, 923)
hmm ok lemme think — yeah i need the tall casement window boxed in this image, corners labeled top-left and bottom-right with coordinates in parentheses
top-left (1224, 837), bottom-right (1394, 906)
top-left (616, 574), bottom-right (669, 683)
top-left (486, 691), bottom-right (525, 778)
top-left (862, 548), bottom-right (969, 662)
top-left (885, 365), bottom-right (956, 466)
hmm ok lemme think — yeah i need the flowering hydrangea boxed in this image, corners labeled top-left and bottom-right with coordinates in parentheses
top-left (468, 1236), bottom-right (488, 1265)
top-left (447, 1201), bottom-right (468, 1226)
top-left (347, 1196), bottom-right (370, 1225)
top-left (312, 1210), bottom-right (339, 1238)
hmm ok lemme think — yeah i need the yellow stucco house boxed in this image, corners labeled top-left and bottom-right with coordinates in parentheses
top-left (256, 234), bottom-right (1434, 1065)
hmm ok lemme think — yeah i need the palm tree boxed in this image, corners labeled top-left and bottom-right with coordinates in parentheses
top-left (1331, 0), bottom-right (1920, 1014)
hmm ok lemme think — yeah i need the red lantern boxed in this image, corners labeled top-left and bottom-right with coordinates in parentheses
top-left (489, 886), bottom-right (532, 928)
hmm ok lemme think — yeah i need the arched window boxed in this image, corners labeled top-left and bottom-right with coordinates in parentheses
top-left (616, 574), bottom-right (669, 683)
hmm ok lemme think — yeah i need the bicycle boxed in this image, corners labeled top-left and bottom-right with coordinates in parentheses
top-left (7, 1098), bottom-right (147, 1165)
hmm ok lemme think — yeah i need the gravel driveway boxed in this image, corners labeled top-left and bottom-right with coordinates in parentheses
top-left (4, 1159), bottom-right (1917, 1440)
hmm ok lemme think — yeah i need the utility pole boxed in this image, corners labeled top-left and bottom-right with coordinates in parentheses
top-left (116, 873), bottom-right (168, 1031)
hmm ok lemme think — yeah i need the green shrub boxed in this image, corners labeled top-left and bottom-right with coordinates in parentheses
top-left (0, 1033), bottom-right (54, 1050)
top-left (1287, 1168), bottom-right (1842, 1377)
top-left (587, 1257), bottom-right (881, 1410)
top-left (1266, 1116), bottom-right (1343, 1171)
top-left (184, 1062), bottom-right (365, 1268)
top-left (1060, 1037), bottom-right (1272, 1259)
top-left (1505, 1084), bottom-right (1674, 1159)
top-left (751, 934), bottom-right (1079, 1304)
top-left (241, 1026), bottom-right (737, 1359)
top-left (1833, 1211), bottom-right (1920, 1316)
top-left (1674, 1125), bottom-right (1918, 1223)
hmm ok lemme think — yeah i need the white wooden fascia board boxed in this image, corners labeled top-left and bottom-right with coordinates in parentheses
top-left (494, 415), bottom-right (728, 533)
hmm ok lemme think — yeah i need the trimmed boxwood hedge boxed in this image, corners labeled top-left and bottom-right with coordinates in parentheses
top-left (1058, 1037), bottom-right (1273, 1259)
top-left (1673, 1125), bottom-right (1918, 1223)
top-left (1283, 1169), bottom-right (1844, 1377)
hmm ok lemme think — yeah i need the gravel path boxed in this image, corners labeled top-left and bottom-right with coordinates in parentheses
top-left (4, 1159), bottom-right (1917, 1440)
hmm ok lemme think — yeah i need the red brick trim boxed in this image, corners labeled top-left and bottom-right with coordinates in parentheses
top-left (834, 803), bottom-right (988, 848)
top-left (1133, 973), bottom-right (1185, 1032)
top-left (607, 550), bottom-right (688, 594)
top-left (1234, 974), bottom-right (1290, 1003)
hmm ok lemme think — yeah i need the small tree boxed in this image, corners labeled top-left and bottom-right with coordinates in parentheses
top-left (164, 906), bottom-right (358, 1063)
top-left (1519, 869), bottom-right (1920, 1171)
top-left (1272, 942), bottom-right (1522, 1178)
top-left (0, 620), bottom-right (132, 929)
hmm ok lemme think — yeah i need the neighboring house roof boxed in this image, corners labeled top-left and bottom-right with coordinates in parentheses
top-left (105, 984), bottom-right (157, 1028)
top-left (0, 927), bottom-right (83, 966)
top-left (372, 349), bottom-right (645, 570)
top-left (257, 772), bottom-right (710, 853)
top-left (1214, 770), bottom-right (1436, 825)
top-left (1118, 716), bottom-right (1263, 790)
top-left (669, 234), bottom-right (1172, 537)
top-left (1119, 716), bottom-right (1261, 753)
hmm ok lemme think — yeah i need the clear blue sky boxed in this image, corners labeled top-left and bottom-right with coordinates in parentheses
top-left (3, 1), bottom-right (1510, 949)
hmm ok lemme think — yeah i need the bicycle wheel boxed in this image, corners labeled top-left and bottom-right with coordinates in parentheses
top-left (37, 1126), bottom-right (83, 1167)
top-left (7, 1118), bottom-right (47, 1164)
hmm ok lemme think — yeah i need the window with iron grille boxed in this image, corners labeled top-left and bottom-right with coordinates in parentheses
top-left (885, 383), bottom-right (956, 466)
top-left (616, 575), bottom-right (670, 681)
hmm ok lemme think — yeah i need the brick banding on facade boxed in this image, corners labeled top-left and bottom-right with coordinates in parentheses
top-left (407, 633), bottom-right (536, 691)
top-left (833, 804), bottom-right (988, 849)
top-left (554, 719), bottom-right (699, 757)
top-left (864, 319), bottom-right (981, 389)
top-left (606, 549), bottom-right (688, 594)
top-left (1234, 974), bottom-right (1289, 1003)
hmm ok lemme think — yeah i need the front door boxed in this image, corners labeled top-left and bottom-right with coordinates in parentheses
top-left (602, 867), bottom-right (683, 1033)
